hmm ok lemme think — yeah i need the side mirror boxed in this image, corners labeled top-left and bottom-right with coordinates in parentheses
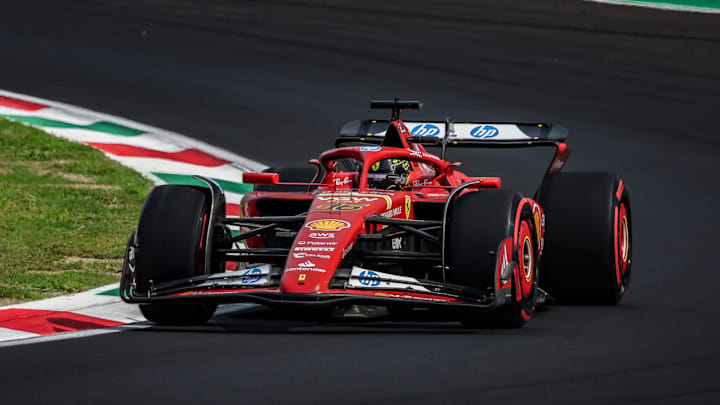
top-left (243, 172), bottom-right (279, 185)
top-left (464, 177), bottom-right (501, 189)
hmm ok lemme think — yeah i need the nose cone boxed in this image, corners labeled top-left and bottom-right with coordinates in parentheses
top-left (279, 193), bottom-right (389, 293)
top-left (280, 217), bottom-right (360, 293)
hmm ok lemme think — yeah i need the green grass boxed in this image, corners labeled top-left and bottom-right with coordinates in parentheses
top-left (0, 118), bottom-right (152, 304)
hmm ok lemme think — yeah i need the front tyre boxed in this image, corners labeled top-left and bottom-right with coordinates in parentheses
top-left (135, 185), bottom-right (217, 325)
top-left (447, 190), bottom-right (539, 328)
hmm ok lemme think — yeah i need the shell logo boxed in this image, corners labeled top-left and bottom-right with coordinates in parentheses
top-left (305, 219), bottom-right (351, 231)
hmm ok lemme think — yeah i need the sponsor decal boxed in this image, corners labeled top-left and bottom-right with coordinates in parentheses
top-left (305, 219), bottom-right (351, 231)
top-left (314, 203), bottom-right (370, 211)
top-left (358, 270), bottom-right (381, 287)
top-left (499, 243), bottom-right (511, 286)
top-left (342, 243), bottom-right (354, 259)
top-left (404, 195), bottom-right (412, 219)
top-left (333, 177), bottom-right (352, 187)
top-left (349, 267), bottom-right (430, 292)
top-left (297, 240), bottom-right (337, 246)
top-left (317, 192), bottom-right (392, 209)
top-left (380, 206), bottom-right (402, 218)
top-left (411, 124), bottom-right (440, 137)
top-left (316, 196), bottom-right (378, 203)
top-left (206, 265), bottom-right (271, 287)
top-left (391, 237), bottom-right (402, 250)
top-left (360, 146), bottom-right (381, 151)
top-left (292, 252), bottom-right (331, 259)
top-left (470, 124), bottom-right (499, 139)
top-left (240, 268), bottom-right (263, 284)
top-left (298, 274), bottom-right (306, 281)
top-left (409, 149), bottom-right (424, 158)
top-left (286, 267), bottom-right (327, 273)
top-left (298, 260), bottom-right (316, 268)
top-left (412, 179), bottom-right (432, 187)
top-left (531, 203), bottom-right (545, 255)
top-left (294, 246), bottom-right (335, 252)
top-left (308, 232), bottom-right (335, 239)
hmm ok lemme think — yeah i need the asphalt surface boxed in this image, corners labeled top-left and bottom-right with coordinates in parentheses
top-left (2, 0), bottom-right (720, 403)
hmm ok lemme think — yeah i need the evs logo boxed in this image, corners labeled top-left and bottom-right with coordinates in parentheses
top-left (240, 268), bottom-right (262, 284)
top-left (358, 270), bottom-right (381, 287)
top-left (411, 124), bottom-right (440, 137)
top-left (470, 125), bottom-right (499, 139)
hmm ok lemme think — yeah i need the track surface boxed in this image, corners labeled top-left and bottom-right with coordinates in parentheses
top-left (2, 0), bottom-right (720, 403)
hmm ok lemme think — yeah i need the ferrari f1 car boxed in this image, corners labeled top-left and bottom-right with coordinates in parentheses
top-left (120, 100), bottom-right (632, 328)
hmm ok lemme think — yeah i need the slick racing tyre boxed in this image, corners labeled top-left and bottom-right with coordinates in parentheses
top-left (256, 166), bottom-right (321, 192)
top-left (447, 190), bottom-right (539, 328)
top-left (135, 185), bottom-right (217, 325)
top-left (538, 172), bottom-right (631, 304)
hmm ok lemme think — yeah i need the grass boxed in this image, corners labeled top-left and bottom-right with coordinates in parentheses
top-left (0, 118), bottom-right (152, 304)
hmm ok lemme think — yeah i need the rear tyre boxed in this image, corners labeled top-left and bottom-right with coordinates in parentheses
top-left (135, 185), bottom-right (217, 325)
top-left (447, 190), bottom-right (538, 328)
top-left (538, 172), bottom-right (631, 304)
top-left (256, 166), bottom-right (320, 192)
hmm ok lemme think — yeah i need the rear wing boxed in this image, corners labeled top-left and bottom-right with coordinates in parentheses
top-left (338, 119), bottom-right (571, 175)
top-left (338, 120), bottom-right (568, 147)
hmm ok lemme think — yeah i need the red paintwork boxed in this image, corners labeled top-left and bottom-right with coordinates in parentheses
top-left (243, 172), bottom-right (279, 185)
top-left (547, 142), bottom-right (571, 174)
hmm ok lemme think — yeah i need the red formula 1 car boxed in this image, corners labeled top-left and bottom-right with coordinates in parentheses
top-left (120, 100), bottom-right (632, 328)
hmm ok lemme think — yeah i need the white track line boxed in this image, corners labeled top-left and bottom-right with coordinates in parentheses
top-left (585, 0), bottom-right (720, 14)
top-left (0, 89), bottom-right (270, 344)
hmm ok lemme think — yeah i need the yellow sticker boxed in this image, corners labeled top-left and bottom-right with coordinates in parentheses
top-left (298, 274), bottom-right (306, 281)
top-left (305, 219), bottom-right (351, 231)
top-left (405, 195), bottom-right (412, 219)
top-left (314, 203), bottom-right (370, 211)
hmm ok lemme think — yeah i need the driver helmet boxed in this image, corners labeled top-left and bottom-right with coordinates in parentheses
top-left (368, 158), bottom-right (410, 189)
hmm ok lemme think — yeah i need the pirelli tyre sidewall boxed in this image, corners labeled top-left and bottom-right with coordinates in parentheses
top-left (135, 185), bottom-right (217, 325)
top-left (447, 190), bottom-right (539, 328)
top-left (537, 172), bottom-right (632, 304)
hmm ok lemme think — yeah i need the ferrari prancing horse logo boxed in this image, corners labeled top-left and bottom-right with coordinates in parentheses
top-left (404, 195), bottom-right (412, 219)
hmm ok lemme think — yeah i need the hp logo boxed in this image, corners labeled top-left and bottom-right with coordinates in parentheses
top-left (241, 268), bottom-right (262, 284)
top-left (358, 270), bottom-right (381, 287)
top-left (411, 124), bottom-right (440, 137)
top-left (470, 125), bottom-right (499, 139)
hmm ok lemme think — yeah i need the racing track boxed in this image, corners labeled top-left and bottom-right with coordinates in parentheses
top-left (2, 1), bottom-right (720, 403)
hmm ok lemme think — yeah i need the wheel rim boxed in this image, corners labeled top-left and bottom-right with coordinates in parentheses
top-left (518, 221), bottom-right (535, 298)
top-left (615, 202), bottom-right (630, 278)
top-left (619, 205), bottom-right (629, 274)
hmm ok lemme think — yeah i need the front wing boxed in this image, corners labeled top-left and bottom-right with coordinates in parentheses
top-left (119, 241), bottom-right (511, 311)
